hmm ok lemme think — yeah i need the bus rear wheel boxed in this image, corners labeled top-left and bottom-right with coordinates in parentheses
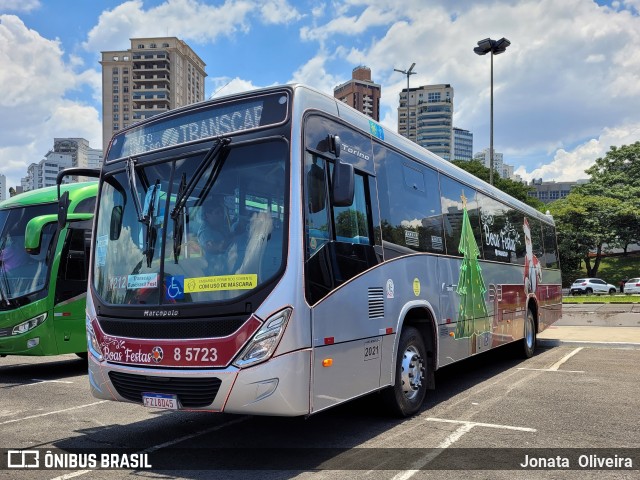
top-left (383, 326), bottom-right (427, 417)
top-left (520, 310), bottom-right (537, 358)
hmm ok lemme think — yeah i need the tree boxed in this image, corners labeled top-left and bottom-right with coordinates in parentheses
top-left (547, 193), bottom-right (630, 282)
top-left (452, 160), bottom-right (545, 210)
top-left (573, 142), bottom-right (640, 254)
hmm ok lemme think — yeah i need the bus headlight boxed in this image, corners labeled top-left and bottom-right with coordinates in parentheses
top-left (234, 308), bottom-right (292, 368)
top-left (12, 313), bottom-right (47, 335)
top-left (87, 321), bottom-right (103, 361)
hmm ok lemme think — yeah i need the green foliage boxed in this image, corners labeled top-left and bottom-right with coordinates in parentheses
top-left (452, 160), bottom-right (545, 210)
top-left (548, 141), bottom-right (640, 283)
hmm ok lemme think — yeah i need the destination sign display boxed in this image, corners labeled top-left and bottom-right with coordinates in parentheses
top-left (106, 91), bottom-right (289, 160)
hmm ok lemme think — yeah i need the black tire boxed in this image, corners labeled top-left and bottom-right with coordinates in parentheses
top-left (585, 288), bottom-right (593, 295)
top-left (609, 288), bottom-right (616, 295)
top-left (520, 309), bottom-right (537, 358)
top-left (383, 326), bottom-right (428, 417)
top-left (76, 352), bottom-right (88, 360)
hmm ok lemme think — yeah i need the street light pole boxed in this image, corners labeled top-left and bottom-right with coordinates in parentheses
top-left (474, 37), bottom-right (510, 185)
top-left (394, 63), bottom-right (416, 140)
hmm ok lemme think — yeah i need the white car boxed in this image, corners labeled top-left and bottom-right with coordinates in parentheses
top-left (624, 278), bottom-right (640, 294)
top-left (570, 278), bottom-right (617, 295)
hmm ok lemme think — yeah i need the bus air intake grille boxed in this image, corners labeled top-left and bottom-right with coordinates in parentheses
top-left (368, 287), bottom-right (384, 318)
top-left (98, 317), bottom-right (246, 339)
top-left (108, 371), bottom-right (222, 408)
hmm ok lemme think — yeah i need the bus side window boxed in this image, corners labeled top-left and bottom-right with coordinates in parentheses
top-left (333, 171), bottom-right (371, 245)
top-left (55, 227), bottom-right (90, 304)
top-left (305, 154), bottom-right (330, 257)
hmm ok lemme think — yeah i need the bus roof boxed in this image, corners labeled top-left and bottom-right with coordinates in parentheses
top-left (0, 182), bottom-right (98, 210)
top-left (104, 83), bottom-right (553, 226)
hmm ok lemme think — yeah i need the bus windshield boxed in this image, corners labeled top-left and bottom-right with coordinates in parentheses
top-left (93, 139), bottom-right (288, 306)
top-left (0, 204), bottom-right (57, 306)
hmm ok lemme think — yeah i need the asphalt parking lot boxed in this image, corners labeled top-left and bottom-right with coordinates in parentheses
top-left (1, 321), bottom-right (639, 479)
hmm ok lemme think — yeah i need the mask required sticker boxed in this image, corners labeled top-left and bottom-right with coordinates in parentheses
top-left (184, 274), bottom-right (258, 292)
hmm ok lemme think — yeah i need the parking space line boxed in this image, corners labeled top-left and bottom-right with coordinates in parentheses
top-left (549, 347), bottom-right (583, 370)
top-left (0, 401), bottom-right (109, 426)
top-left (47, 415), bottom-right (251, 480)
top-left (516, 347), bottom-right (585, 373)
top-left (390, 418), bottom-right (536, 480)
top-left (518, 367), bottom-right (584, 373)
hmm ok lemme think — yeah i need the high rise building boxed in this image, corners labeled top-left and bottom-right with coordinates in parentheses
top-left (452, 127), bottom-right (473, 161)
top-left (473, 148), bottom-right (519, 180)
top-left (101, 37), bottom-right (207, 150)
top-left (54, 138), bottom-right (103, 182)
top-left (398, 84), bottom-right (453, 160)
top-left (21, 152), bottom-right (73, 191)
top-left (333, 66), bottom-right (381, 121)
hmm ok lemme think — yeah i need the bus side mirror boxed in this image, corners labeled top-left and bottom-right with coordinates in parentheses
top-left (27, 213), bottom-right (93, 254)
top-left (332, 160), bottom-right (354, 207)
top-left (58, 191), bottom-right (70, 230)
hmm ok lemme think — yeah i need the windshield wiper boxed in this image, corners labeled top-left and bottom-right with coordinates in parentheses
top-left (172, 173), bottom-right (186, 264)
top-left (170, 137), bottom-right (231, 220)
top-left (144, 180), bottom-right (160, 268)
top-left (125, 156), bottom-right (146, 224)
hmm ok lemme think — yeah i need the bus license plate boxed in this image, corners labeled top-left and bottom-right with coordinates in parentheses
top-left (142, 392), bottom-right (178, 410)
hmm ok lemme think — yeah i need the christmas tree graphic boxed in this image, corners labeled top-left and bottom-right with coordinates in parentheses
top-left (455, 192), bottom-right (490, 340)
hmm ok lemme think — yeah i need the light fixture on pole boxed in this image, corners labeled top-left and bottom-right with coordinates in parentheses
top-left (474, 37), bottom-right (510, 185)
top-left (394, 63), bottom-right (416, 140)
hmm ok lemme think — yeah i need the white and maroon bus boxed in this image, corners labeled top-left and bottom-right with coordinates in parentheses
top-left (59, 84), bottom-right (561, 417)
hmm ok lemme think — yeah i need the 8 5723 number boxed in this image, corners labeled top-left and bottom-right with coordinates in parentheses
top-left (173, 347), bottom-right (218, 363)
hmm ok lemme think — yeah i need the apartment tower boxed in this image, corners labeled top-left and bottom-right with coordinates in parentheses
top-left (398, 84), bottom-right (453, 161)
top-left (101, 37), bottom-right (207, 150)
top-left (333, 66), bottom-right (381, 121)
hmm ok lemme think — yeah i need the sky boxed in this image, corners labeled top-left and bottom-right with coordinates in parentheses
top-left (1, 0), bottom-right (640, 192)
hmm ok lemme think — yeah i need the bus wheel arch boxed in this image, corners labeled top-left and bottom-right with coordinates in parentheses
top-left (384, 307), bottom-right (436, 417)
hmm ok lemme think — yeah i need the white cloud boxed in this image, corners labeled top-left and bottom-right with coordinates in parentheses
top-left (288, 52), bottom-right (343, 94)
top-left (82, 0), bottom-right (263, 53)
top-left (0, 15), bottom-right (100, 189)
top-left (208, 76), bottom-right (264, 98)
top-left (319, 0), bottom-right (640, 182)
top-left (516, 123), bottom-right (640, 182)
top-left (0, 0), bottom-right (40, 12)
top-left (259, 0), bottom-right (303, 24)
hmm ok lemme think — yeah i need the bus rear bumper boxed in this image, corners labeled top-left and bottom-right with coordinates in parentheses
top-left (88, 349), bottom-right (311, 416)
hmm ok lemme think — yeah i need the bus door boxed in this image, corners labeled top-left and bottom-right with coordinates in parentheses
top-left (53, 222), bottom-right (92, 354)
top-left (303, 117), bottom-right (384, 412)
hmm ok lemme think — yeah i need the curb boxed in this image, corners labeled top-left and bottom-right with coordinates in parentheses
top-left (538, 339), bottom-right (640, 350)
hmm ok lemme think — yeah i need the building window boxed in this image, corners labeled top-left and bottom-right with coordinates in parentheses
top-left (112, 86), bottom-right (119, 93)
top-left (112, 77), bottom-right (119, 84)
top-left (123, 86), bottom-right (129, 93)
top-left (138, 44), bottom-right (144, 49)
top-left (150, 43), bottom-right (157, 48)
top-left (123, 68), bottom-right (129, 75)
top-left (113, 124), bottom-right (119, 130)
top-left (123, 55), bottom-right (129, 61)
top-left (112, 56), bottom-right (119, 61)
top-left (113, 95), bottom-right (119, 103)
top-left (113, 104), bottom-right (119, 112)
top-left (163, 43), bottom-right (169, 47)
top-left (123, 77), bottom-right (129, 84)
top-left (113, 114), bottom-right (119, 121)
top-left (112, 67), bottom-right (119, 74)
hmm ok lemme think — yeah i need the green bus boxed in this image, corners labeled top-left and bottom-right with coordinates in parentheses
top-left (0, 182), bottom-right (97, 358)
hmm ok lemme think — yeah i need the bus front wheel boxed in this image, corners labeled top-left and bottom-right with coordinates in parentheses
top-left (383, 326), bottom-right (427, 417)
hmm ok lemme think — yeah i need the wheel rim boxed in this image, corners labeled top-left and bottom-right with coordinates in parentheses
top-left (400, 345), bottom-right (424, 400)
top-left (525, 315), bottom-right (534, 349)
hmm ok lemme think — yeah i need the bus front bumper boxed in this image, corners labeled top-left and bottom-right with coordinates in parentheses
top-left (88, 348), bottom-right (311, 416)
